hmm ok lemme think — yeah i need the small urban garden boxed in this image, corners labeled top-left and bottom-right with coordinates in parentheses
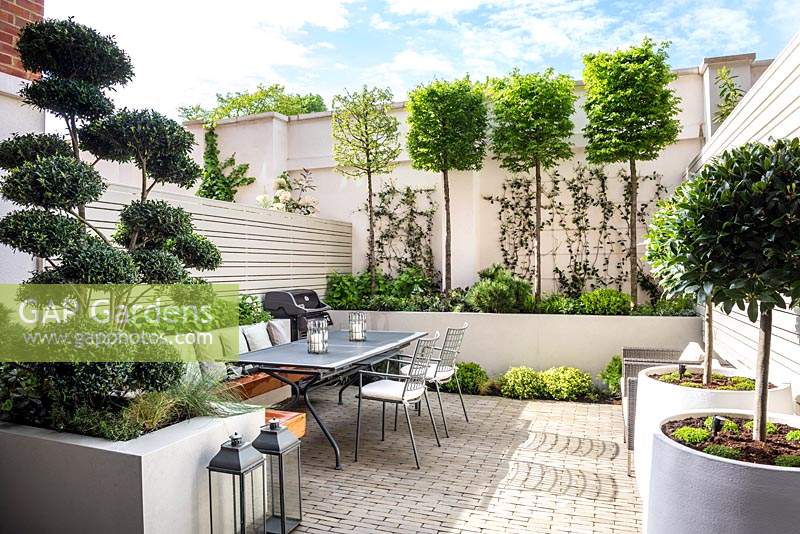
top-left (0, 11), bottom-right (799, 534)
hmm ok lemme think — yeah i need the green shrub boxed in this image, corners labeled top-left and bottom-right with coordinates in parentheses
top-left (727, 376), bottom-right (755, 391)
top-left (0, 209), bottom-right (85, 258)
top-left (599, 355), bottom-right (622, 397)
top-left (131, 249), bottom-right (187, 284)
top-left (0, 132), bottom-right (72, 169)
top-left (440, 362), bottom-right (488, 395)
top-left (744, 420), bottom-right (778, 435)
top-left (775, 455), bottom-right (800, 468)
top-left (703, 416), bottom-right (740, 433)
top-left (579, 288), bottom-right (632, 315)
top-left (389, 266), bottom-right (434, 298)
top-left (537, 294), bottom-right (580, 314)
top-left (168, 232), bottom-right (221, 271)
top-left (500, 367), bottom-right (546, 399)
top-left (672, 426), bottom-right (710, 445)
top-left (541, 366), bottom-right (594, 401)
top-left (238, 295), bottom-right (271, 326)
top-left (479, 376), bottom-right (505, 396)
top-left (632, 296), bottom-right (697, 316)
top-left (325, 271), bottom-right (386, 309)
top-left (785, 430), bottom-right (800, 442)
top-left (703, 444), bottom-right (742, 460)
top-left (465, 266), bottom-right (534, 313)
top-left (1, 155), bottom-right (105, 210)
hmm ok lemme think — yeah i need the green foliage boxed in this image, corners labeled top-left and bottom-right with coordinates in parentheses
top-left (722, 376), bottom-right (756, 391)
top-left (537, 294), bottom-right (581, 314)
top-left (672, 426), bottom-right (711, 445)
top-left (744, 420), bottom-right (778, 434)
top-left (1, 155), bottom-right (105, 210)
top-left (258, 170), bottom-right (318, 215)
top-left (60, 237), bottom-right (140, 284)
top-left (407, 77), bottom-right (488, 173)
top-left (579, 288), bottom-right (632, 315)
top-left (21, 77), bottom-right (114, 121)
top-left (489, 68), bottom-right (576, 172)
top-left (583, 37), bottom-right (681, 165)
top-left (389, 266), bottom-right (435, 297)
top-left (238, 295), bottom-right (271, 326)
top-left (703, 416), bottom-right (740, 433)
top-left (17, 18), bottom-right (133, 87)
top-left (440, 362), bottom-right (489, 394)
top-left (703, 444), bottom-right (742, 460)
top-left (325, 271), bottom-right (379, 310)
top-left (465, 265), bottom-right (534, 313)
top-left (114, 199), bottom-right (192, 250)
top-left (131, 249), bottom-right (187, 284)
top-left (80, 108), bottom-right (200, 188)
top-left (713, 66), bottom-right (744, 125)
top-left (500, 367), bottom-right (546, 400)
top-left (631, 296), bottom-right (697, 316)
top-left (196, 128), bottom-right (254, 202)
top-left (0, 209), bottom-right (84, 257)
top-left (0, 133), bottom-right (72, 169)
top-left (168, 232), bottom-right (222, 271)
top-left (786, 430), bottom-right (800, 442)
top-left (774, 455), bottom-right (800, 468)
top-left (541, 366), bottom-right (594, 401)
top-left (179, 83), bottom-right (326, 125)
top-left (599, 355), bottom-right (622, 397)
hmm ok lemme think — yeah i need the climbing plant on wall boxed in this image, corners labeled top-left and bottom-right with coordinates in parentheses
top-left (367, 181), bottom-right (437, 280)
top-left (196, 128), bottom-right (255, 202)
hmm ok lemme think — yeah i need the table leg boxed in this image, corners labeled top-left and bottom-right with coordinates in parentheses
top-left (262, 370), bottom-right (302, 409)
top-left (305, 379), bottom-right (343, 470)
top-left (337, 374), bottom-right (357, 405)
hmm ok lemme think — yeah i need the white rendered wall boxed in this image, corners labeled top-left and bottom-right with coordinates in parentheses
top-left (0, 72), bottom-right (43, 283)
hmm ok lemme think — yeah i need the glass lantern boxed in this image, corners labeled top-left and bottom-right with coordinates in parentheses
top-left (306, 318), bottom-right (328, 354)
top-left (253, 418), bottom-right (303, 534)
top-left (207, 432), bottom-right (266, 534)
top-left (348, 312), bottom-right (367, 342)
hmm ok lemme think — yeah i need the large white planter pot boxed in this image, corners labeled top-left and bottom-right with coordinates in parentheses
top-left (0, 408), bottom-right (265, 534)
top-left (647, 409), bottom-right (800, 534)
top-left (634, 365), bottom-right (794, 507)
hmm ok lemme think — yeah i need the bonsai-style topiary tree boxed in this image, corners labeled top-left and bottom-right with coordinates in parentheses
top-left (0, 18), bottom-right (222, 435)
top-left (583, 37), bottom-right (681, 303)
top-left (489, 68), bottom-right (576, 300)
top-left (649, 138), bottom-right (800, 441)
top-left (646, 191), bottom-right (719, 384)
top-left (331, 86), bottom-right (401, 292)
top-left (407, 77), bottom-right (488, 291)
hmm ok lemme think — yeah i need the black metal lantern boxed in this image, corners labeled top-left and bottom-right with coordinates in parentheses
top-left (207, 432), bottom-right (266, 534)
top-left (252, 418), bottom-right (302, 533)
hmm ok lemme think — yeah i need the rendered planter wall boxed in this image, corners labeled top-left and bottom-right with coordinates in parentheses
top-left (647, 409), bottom-right (800, 534)
top-left (329, 310), bottom-right (702, 377)
top-left (0, 408), bottom-right (265, 534)
top-left (634, 365), bottom-right (795, 506)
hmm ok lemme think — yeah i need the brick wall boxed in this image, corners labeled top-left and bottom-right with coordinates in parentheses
top-left (0, 0), bottom-right (43, 81)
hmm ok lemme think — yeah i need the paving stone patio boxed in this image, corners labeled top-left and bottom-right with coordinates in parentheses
top-left (292, 387), bottom-right (642, 534)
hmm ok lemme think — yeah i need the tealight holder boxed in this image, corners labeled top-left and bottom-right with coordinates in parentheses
top-left (348, 312), bottom-right (367, 342)
top-left (307, 318), bottom-right (328, 354)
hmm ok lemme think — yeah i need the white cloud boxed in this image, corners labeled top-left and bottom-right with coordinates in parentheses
top-left (385, 0), bottom-right (488, 21)
top-left (370, 14), bottom-right (400, 31)
top-left (365, 47), bottom-right (455, 99)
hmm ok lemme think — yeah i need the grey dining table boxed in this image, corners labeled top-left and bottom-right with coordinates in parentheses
top-left (237, 330), bottom-right (425, 469)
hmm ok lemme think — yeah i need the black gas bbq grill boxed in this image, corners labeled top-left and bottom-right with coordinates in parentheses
top-left (263, 289), bottom-right (332, 341)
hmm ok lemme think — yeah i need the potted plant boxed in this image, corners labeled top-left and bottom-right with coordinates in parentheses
top-left (641, 138), bottom-right (800, 532)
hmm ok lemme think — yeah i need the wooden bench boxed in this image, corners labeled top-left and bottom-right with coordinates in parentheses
top-left (265, 409), bottom-right (306, 439)
top-left (221, 373), bottom-right (307, 438)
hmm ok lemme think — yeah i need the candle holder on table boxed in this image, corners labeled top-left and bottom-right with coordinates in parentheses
top-left (348, 312), bottom-right (367, 342)
top-left (307, 318), bottom-right (328, 354)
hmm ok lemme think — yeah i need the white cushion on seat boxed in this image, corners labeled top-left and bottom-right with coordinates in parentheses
top-left (243, 322), bottom-right (272, 351)
top-left (268, 319), bottom-right (292, 345)
top-left (400, 363), bottom-right (455, 382)
top-left (361, 379), bottom-right (423, 402)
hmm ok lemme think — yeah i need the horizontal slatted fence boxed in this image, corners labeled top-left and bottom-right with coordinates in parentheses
top-left (86, 184), bottom-right (352, 296)
top-left (696, 31), bottom-right (800, 396)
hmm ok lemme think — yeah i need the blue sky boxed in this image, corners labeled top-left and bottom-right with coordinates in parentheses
top-left (46, 0), bottom-right (800, 118)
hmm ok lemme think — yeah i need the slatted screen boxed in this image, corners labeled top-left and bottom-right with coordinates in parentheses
top-left (86, 184), bottom-right (352, 296)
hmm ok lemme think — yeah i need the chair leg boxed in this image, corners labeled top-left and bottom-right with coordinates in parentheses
top-left (381, 401), bottom-right (386, 441)
top-left (355, 389), bottom-right (362, 462)
top-left (417, 400), bottom-right (421, 416)
top-left (394, 403), bottom-right (398, 431)
top-left (403, 404), bottom-right (420, 469)
top-left (434, 382), bottom-right (449, 438)
top-left (423, 391), bottom-right (441, 447)
top-left (454, 373), bottom-right (469, 423)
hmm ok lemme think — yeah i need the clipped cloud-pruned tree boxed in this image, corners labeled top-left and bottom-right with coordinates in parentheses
top-left (407, 77), bottom-right (488, 291)
top-left (489, 68), bottom-right (576, 300)
top-left (0, 18), bottom-right (222, 435)
top-left (331, 86), bottom-right (401, 292)
top-left (583, 37), bottom-right (681, 303)
top-left (649, 138), bottom-right (800, 442)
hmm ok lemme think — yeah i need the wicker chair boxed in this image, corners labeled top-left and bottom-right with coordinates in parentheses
top-left (621, 346), bottom-right (698, 477)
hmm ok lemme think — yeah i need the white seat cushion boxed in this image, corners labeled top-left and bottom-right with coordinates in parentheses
top-left (268, 319), bottom-right (292, 345)
top-left (243, 322), bottom-right (272, 351)
top-left (400, 363), bottom-right (455, 382)
top-left (361, 379), bottom-right (423, 402)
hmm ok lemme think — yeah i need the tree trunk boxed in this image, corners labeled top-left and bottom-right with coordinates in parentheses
top-left (66, 117), bottom-right (87, 223)
top-left (534, 162), bottom-right (542, 301)
top-left (442, 169), bottom-right (452, 291)
top-left (367, 171), bottom-right (376, 293)
top-left (703, 300), bottom-right (714, 384)
top-left (628, 159), bottom-right (638, 304)
top-left (753, 308), bottom-right (772, 442)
